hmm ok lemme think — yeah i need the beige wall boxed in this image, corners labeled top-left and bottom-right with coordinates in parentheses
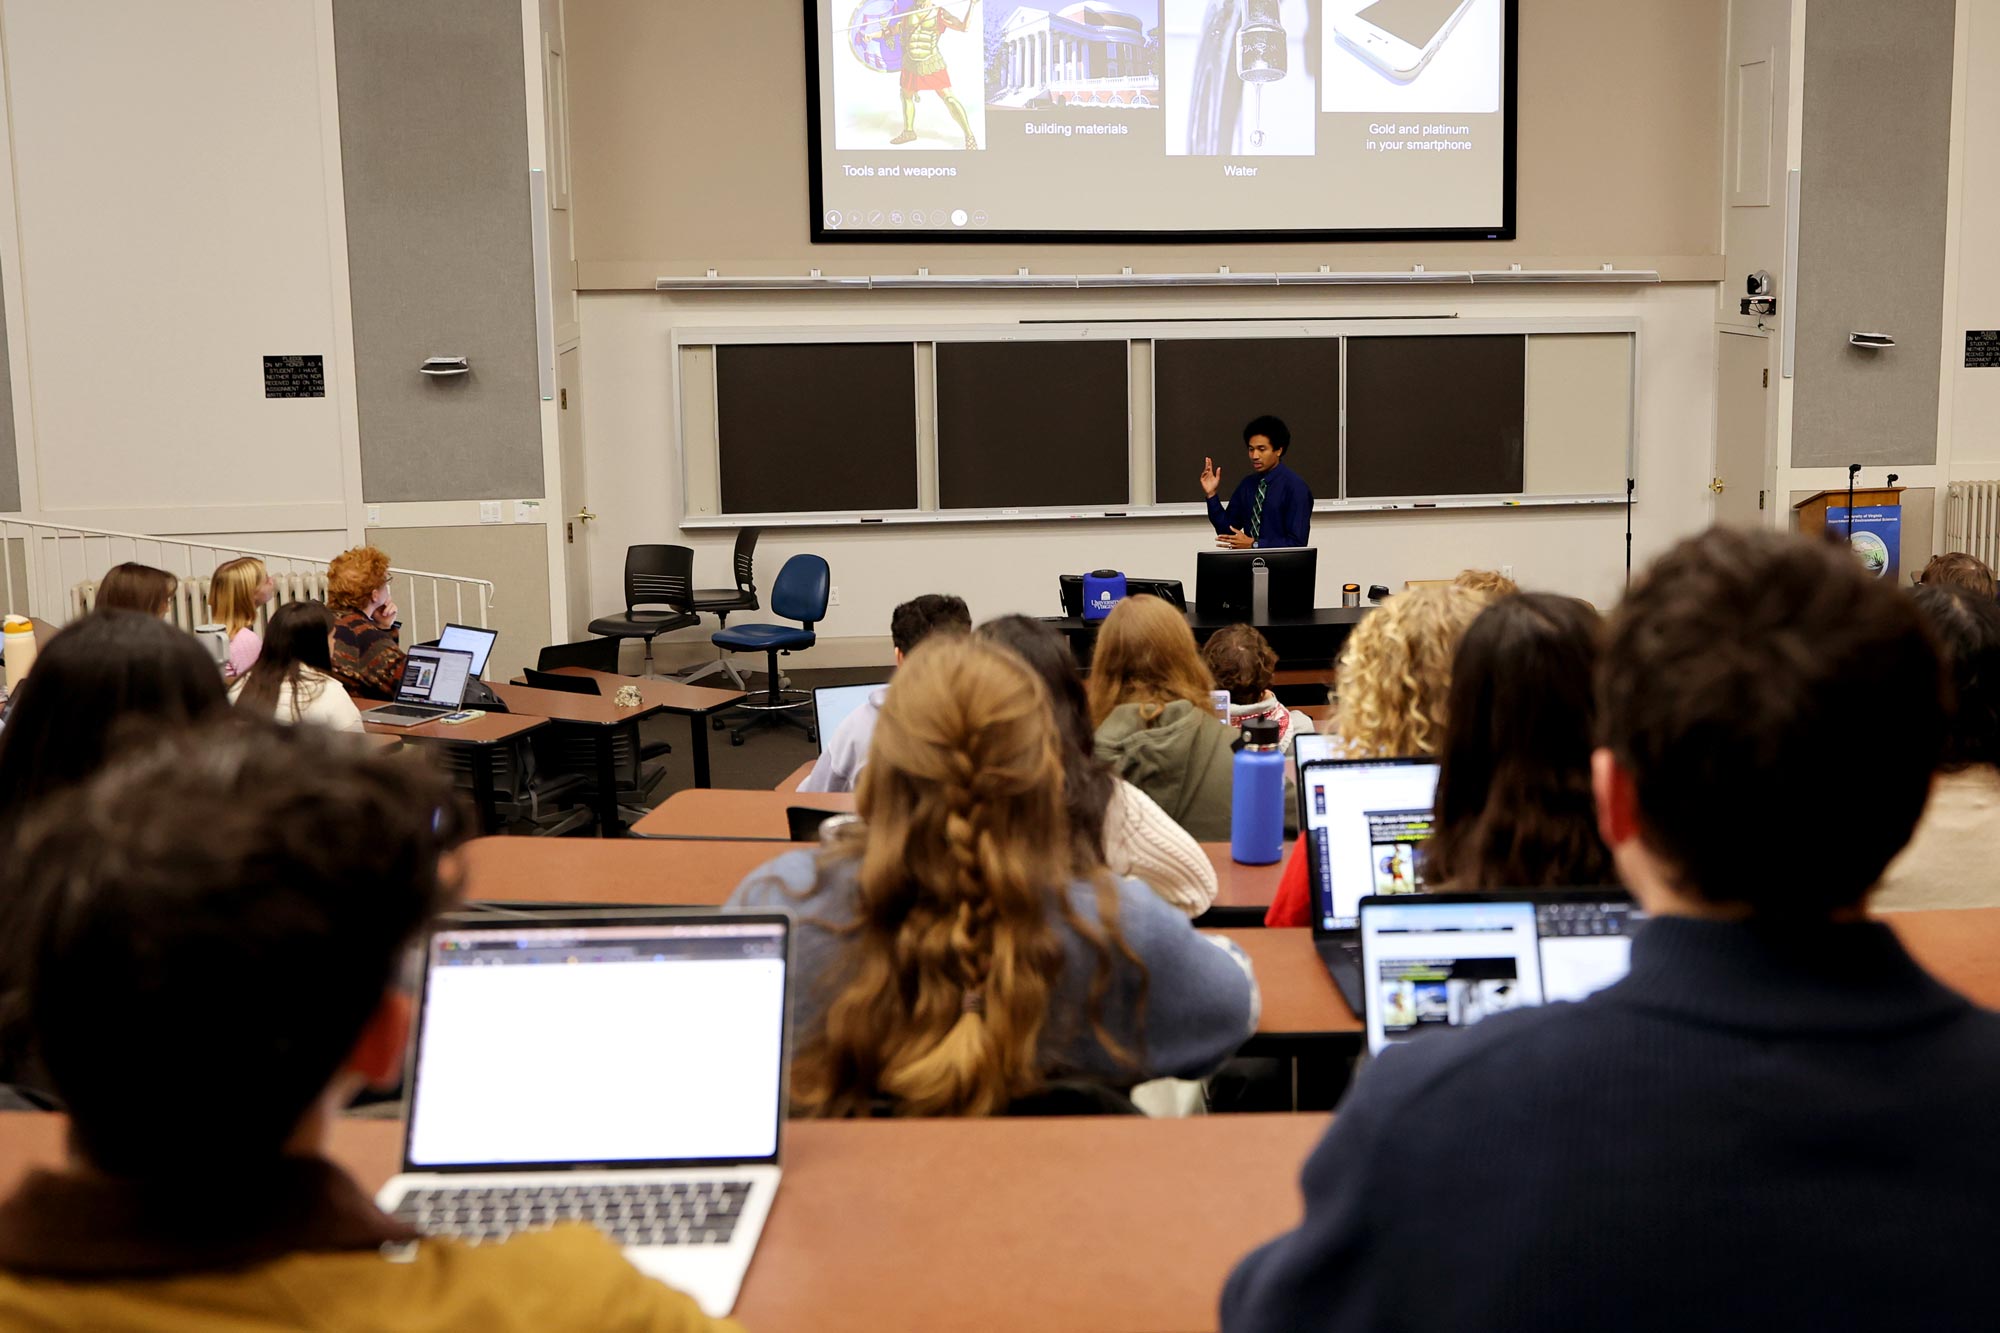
top-left (367, 523), bottom-right (552, 682)
top-left (566, 0), bottom-right (1727, 283)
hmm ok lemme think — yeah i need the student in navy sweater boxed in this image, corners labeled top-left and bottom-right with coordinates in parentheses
top-left (1221, 527), bottom-right (2000, 1332)
top-left (1201, 416), bottom-right (1311, 549)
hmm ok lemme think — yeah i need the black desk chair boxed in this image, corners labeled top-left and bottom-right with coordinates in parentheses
top-left (538, 637), bottom-right (621, 673)
top-left (586, 545), bottom-right (698, 679)
top-left (711, 553), bottom-right (829, 746)
top-left (524, 668), bottom-right (599, 695)
top-left (680, 528), bottom-right (761, 688)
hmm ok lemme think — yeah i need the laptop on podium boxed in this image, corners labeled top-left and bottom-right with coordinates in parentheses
top-left (377, 911), bottom-right (792, 1318)
top-left (1300, 756), bottom-right (1442, 1013)
top-left (364, 646), bottom-right (477, 728)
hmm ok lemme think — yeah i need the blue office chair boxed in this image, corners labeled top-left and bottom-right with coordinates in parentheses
top-left (711, 554), bottom-right (829, 746)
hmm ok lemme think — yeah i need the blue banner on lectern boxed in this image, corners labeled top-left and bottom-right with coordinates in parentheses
top-left (1827, 506), bottom-right (1901, 581)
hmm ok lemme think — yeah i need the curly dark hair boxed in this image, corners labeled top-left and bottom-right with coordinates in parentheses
top-left (1201, 622), bottom-right (1278, 706)
top-left (7, 720), bottom-right (464, 1175)
top-left (1911, 585), bottom-right (2000, 771)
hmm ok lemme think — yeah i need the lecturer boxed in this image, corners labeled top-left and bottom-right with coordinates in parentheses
top-left (1202, 415), bottom-right (1312, 549)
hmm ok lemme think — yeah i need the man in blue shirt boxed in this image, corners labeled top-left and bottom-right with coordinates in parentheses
top-left (1202, 415), bottom-right (1311, 549)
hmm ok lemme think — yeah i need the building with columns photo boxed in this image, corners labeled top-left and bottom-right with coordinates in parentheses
top-left (987, 2), bottom-right (1160, 108)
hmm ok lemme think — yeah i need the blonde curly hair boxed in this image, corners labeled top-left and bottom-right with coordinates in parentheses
top-left (1333, 584), bottom-right (1493, 758)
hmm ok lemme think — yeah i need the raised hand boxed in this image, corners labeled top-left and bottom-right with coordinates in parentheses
top-left (1200, 456), bottom-right (1223, 499)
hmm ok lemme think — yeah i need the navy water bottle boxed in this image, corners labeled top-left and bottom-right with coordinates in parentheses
top-left (1230, 716), bottom-right (1286, 865)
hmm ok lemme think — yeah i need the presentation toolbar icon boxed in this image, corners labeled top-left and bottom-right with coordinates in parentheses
top-left (909, 208), bottom-right (927, 225)
top-left (889, 210), bottom-right (904, 224)
top-left (867, 209), bottom-right (884, 225)
top-left (950, 209), bottom-right (968, 227)
top-left (824, 209), bottom-right (841, 229)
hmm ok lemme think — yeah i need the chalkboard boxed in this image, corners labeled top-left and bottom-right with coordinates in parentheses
top-left (715, 343), bottom-right (919, 514)
top-left (1345, 335), bottom-right (1525, 497)
top-left (935, 341), bottom-right (1129, 509)
top-left (1153, 338), bottom-right (1342, 503)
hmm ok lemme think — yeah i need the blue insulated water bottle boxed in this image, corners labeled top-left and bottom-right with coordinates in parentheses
top-left (1231, 716), bottom-right (1286, 865)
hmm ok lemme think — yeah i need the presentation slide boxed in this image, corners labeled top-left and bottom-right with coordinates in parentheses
top-left (808, 0), bottom-right (1512, 238)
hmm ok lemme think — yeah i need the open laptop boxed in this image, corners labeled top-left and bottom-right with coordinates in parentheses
top-left (365, 646), bottom-right (477, 727)
top-left (1292, 732), bottom-right (1341, 777)
top-left (1300, 756), bottom-right (1442, 1013)
top-left (811, 681), bottom-right (884, 752)
top-left (1358, 891), bottom-right (1646, 1056)
top-left (436, 623), bottom-right (498, 679)
top-left (377, 911), bottom-right (791, 1318)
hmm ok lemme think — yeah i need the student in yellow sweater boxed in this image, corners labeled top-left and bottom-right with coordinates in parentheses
top-left (0, 721), bottom-right (739, 1332)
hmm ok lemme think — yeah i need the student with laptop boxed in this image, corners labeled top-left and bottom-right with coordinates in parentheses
top-left (0, 722), bottom-right (742, 1331)
top-left (1221, 529), bottom-right (2000, 1331)
top-left (732, 636), bottom-right (1258, 1114)
top-left (1421, 592), bottom-right (1612, 890)
top-left (1875, 585), bottom-right (2000, 909)
top-left (798, 592), bottom-right (970, 794)
top-left (230, 601), bottom-right (365, 732)
top-left (977, 615), bottom-right (1219, 916)
top-left (325, 545), bottom-right (407, 700)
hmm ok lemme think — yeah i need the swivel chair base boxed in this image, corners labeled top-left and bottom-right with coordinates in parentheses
top-left (717, 646), bottom-right (815, 746)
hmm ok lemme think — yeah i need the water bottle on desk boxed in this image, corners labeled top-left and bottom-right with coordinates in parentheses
top-left (1230, 716), bottom-right (1285, 865)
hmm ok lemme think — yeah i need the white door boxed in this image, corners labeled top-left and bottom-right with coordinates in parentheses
top-left (557, 347), bottom-right (594, 639)
top-left (1713, 330), bottom-right (1773, 528)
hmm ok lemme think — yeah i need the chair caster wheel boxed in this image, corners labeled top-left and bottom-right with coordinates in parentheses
top-left (712, 717), bottom-right (726, 731)
top-left (808, 731), bottom-right (818, 745)
top-left (730, 733), bottom-right (746, 747)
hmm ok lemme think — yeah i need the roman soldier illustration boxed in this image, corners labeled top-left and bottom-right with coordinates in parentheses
top-left (872, 0), bottom-right (980, 147)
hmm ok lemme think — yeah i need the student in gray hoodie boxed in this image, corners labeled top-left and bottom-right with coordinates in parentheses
top-left (1086, 595), bottom-right (1239, 843)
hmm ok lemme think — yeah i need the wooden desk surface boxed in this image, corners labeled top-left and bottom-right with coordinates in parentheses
top-left (1210, 928), bottom-right (1358, 1035)
top-left (543, 667), bottom-right (746, 715)
top-left (775, 759), bottom-right (814, 792)
top-left (635, 787), bottom-right (857, 836)
top-left (0, 1111), bottom-right (1320, 1333)
top-left (359, 702), bottom-right (548, 746)
top-left (460, 835), bottom-right (796, 905)
top-left (488, 681), bottom-right (664, 727)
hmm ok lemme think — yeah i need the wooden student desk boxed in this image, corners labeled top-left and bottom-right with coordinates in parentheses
top-left (531, 667), bottom-right (746, 790)
top-left (359, 705), bottom-right (549, 834)
top-left (486, 682), bottom-right (669, 837)
top-left (0, 1111), bottom-right (1322, 1333)
top-left (628, 791), bottom-right (1293, 916)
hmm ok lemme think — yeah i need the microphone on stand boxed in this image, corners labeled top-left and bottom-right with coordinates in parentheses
top-left (1846, 464), bottom-right (1860, 545)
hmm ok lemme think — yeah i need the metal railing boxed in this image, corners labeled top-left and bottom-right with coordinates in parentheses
top-left (0, 519), bottom-right (494, 638)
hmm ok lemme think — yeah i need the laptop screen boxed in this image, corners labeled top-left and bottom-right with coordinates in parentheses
top-left (437, 624), bottom-right (497, 678)
top-left (1293, 733), bottom-right (1340, 773)
top-left (397, 647), bottom-right (474, 709)
top-left (1300, 758), bottom-right (1442, 932)
top-left (1358, 894), bottom-right (1644, 1055)
top-left (812, 683), bottom-right (882, 754)
top-left (406, 920), bottom-right (789, 1170)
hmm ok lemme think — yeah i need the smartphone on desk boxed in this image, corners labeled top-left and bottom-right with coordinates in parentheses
top-left (438, 710), bottom-right (486, 725)
top-left (1332, 0), bottom-right (1478, 82)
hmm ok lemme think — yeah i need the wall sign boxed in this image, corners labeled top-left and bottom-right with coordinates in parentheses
top-left (1965, 331), bottom-right (2000, 368)
top-left (263, 354), bottom-right (326, 398)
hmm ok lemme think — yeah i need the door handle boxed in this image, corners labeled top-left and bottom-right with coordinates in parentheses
top-left (1708, 478), bottom-right (1726, 495)
top-left (572, 508), bottom-right (597, 523)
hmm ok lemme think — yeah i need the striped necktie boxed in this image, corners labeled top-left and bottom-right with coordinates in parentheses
top-left (1249, 477), bottom-right (1268, 540)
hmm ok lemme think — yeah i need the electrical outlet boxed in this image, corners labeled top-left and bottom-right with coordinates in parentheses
top-left (828, 586), bottom-right (841, 606)
top-left (479, 501), bottom-right (503, 524)
top-left (1501, 564), bottom-right (1515, 582)
top-left (366, 505), bottom-right (381, 526)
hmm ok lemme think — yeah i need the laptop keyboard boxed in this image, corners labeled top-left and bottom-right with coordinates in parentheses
top-left (389, 1180), bottom-right (750, 1247)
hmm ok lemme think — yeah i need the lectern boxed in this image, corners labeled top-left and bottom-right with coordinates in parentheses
top-left (1794, 486), bottom-right (1904, 581)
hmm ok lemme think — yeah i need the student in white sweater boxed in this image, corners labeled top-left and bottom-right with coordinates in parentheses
top-left (976, 615), bottom-right (1219, 916)
top-left (228, 601), bottom-right (365, 734)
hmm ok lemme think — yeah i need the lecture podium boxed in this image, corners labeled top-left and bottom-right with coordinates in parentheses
top-left (1794, 487), bottom-right (1904, 581)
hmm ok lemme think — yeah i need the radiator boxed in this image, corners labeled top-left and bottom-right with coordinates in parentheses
top-left (69, 570), bottom-right (334, 634)
top-left (1946, 481), bottom-right (2000, 570)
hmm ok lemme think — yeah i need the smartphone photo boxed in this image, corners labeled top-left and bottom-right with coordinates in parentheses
top-left (1332, 0), bottom-right (1478, 83)
top-left (1211, 689), bottom-right (1234, 722)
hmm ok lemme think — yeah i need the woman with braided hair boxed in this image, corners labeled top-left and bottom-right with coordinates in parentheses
top-left (728, 636), bottom-right (1257, 1117)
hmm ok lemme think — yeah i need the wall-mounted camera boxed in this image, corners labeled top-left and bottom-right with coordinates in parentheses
top-left (1740, 270), bottom-right (1777, 318)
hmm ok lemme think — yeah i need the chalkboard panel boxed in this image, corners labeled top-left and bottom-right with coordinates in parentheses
top-left (1153, 338), bottom-right (1341, 503)
top-left (1346, 336), bottom-right (1525, 497)
top-left (936, 341), bottom-right (1129, 509)
top-left (716, 343), bottom-right (918, 513)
